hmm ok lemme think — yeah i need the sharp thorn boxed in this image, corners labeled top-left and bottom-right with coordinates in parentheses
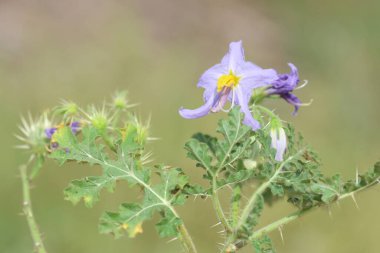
top-left (210, 222), bottom-right (222, 228)
top-left (351, 193), bottom-right (360, 210)
top-left (355, 168), bottom-right (359, 186)
top-left (166, 237), bottom-right (178, 243)
top-left (278, 226), bottom-right (285, 244)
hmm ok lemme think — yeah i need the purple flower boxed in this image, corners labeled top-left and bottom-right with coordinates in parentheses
top-left (266, 63), bottom-right (306, 115)
top-left (179, 41), bottom-right (278, 130)
top-left (45, 121), bottom-right (81, 140)
top-left (70, 121), bottom-right (81, 134)
top-left (45, 127), bottom-right (57, 139)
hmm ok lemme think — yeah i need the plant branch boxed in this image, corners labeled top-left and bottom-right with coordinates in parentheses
top-left (178, 224), bottom-right (198, 253)
top-left (236, 154), bottom-right (297, 230)
top-left (249, 175), bottom-right (380, 241)
top-left (230, 184), bottom-right (242, 228)
top-left (255, 105), bottom-right (279, 120)
top-left (211, 112), bottom-right (247, 234)
top-left (81, 152), bottom-right (198, 253)
top-left (211, 175), bottom-right (232, 234)
top-left (20, 165), bottom-right (47, 253)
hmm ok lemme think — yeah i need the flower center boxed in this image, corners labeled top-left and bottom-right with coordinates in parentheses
top-left (217, 71), bottom-right (240, 92)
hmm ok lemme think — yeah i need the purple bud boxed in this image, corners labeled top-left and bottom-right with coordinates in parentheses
top-left (51, 142), bottom-right (59, 149)
top-left (70, 121), bottom-right (81, 134)
top-left (270, 127), bottom-right (287, 161)
top-left (45, 128), bottom-right (57, 139)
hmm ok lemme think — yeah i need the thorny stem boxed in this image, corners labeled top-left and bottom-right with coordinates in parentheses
top-left (220, 184), bottom-right (243, 253)
top-left (212, 176), bottom-right (232, 232)
top-left (211, 112), bottom-right (246, 234)
top-left (230, 184), bottom-right (242, 228)
top-left (249, 209), bottom-right (307, 241)
top-left (249, 176), bottom-right (380, 241)
top-left (236, 154), bottom-right (296, 230)
top-left (178, 224), bottom-right (198, 253)
top-left (255, 105), bottom-right (279, 120)
top-left (20, 165), bottom-right (47, 253)
top-left (222, 151), bottom-right (303, 252)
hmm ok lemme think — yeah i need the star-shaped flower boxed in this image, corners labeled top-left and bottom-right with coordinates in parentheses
top-left (179, 41), bottom-right (277, 130)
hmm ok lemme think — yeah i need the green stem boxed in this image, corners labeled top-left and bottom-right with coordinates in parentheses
top-left (178, 224), bottom-right (198, 253)
top-left (221, 235), bottom-right (238, 253)
top-left (236, 155), bottom-right (295, 230)
top-left (230, 184), bottom-right (242, 227)
top-left (20, 165), bottom-right (47, 253)
top-left (249, 209), bottom-right (307, 241)
top-left (250, 87), bottom-right (268, 105)
top-left (255, 105), bottom-right (279, 120)
top-left (212, 176), bottom-right (232, 232)
top-left (211, 114), bottom-right (246, 234)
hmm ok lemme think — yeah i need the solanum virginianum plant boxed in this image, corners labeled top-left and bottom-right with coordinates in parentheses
top-left (17, 42), bottom-right (379, 253)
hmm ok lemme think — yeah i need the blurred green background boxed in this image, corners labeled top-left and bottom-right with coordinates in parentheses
top-left (1, 0), bottom-right (379, 252)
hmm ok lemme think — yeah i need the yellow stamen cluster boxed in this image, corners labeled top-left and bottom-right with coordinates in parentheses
top-left (217, 71), bottom-right (240, 92)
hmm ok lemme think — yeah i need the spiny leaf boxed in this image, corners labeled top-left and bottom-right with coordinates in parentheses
top-left (216, 108), bottom-right (251, 145)
top-left (98, 167), bottom-right (191, 239)
top-left (64, 176), bottom-right (117, 208)
top-left (49, 126), bottom-right (105, 165)
top-left (191, 133), bottom-right (218, 155)
top-left (251, 235), bottom-right (276, 253)
top-left (185, 139), bottom-right (214, 174)
top-left (99, 203), bottom-right (151, 238)
top-left (49, 122), bottom-right (195, 240)
top-left (269, 183), bottom-right (285, 197)
top-left (310, 184), bottom-right (339, 203)
top-left (215, 108), bottom-right (251, 166)
top-left (243, 194), bottom-right (264, 234)
top-left (155, 212), bottom-right (183, 238)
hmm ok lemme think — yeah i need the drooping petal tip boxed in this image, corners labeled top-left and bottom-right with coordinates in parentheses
top-left (281, 93), bottom-right (301, 115)
top-left (179, 95), bottom-right (215, 119)
top-left (235, 87), bottom-right (261, 130)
